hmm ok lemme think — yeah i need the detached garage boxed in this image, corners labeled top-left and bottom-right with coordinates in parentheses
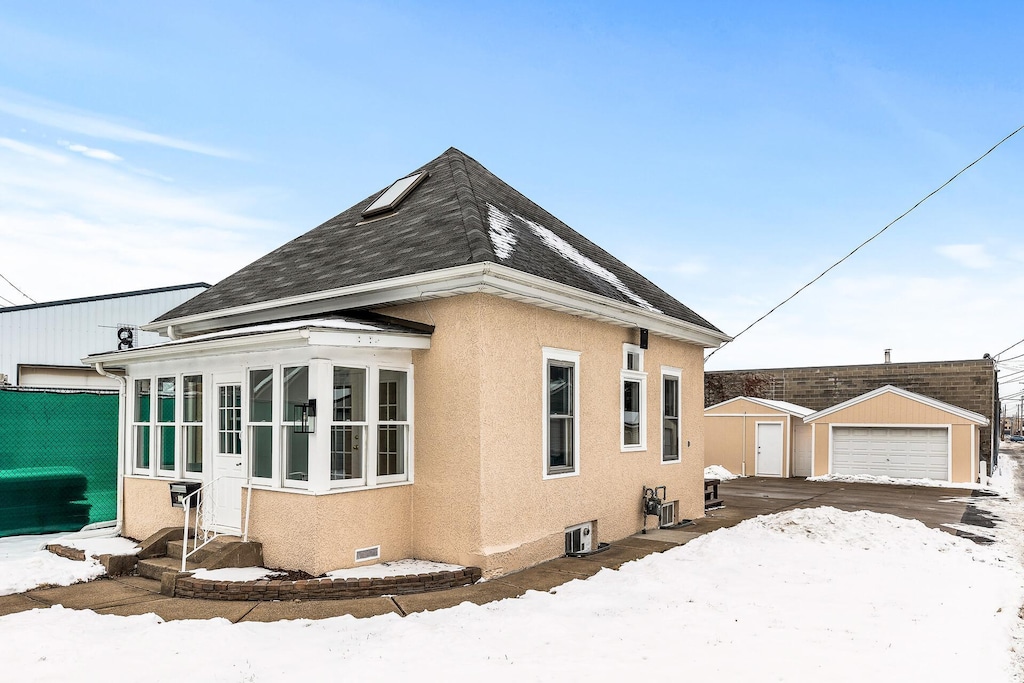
top-left (804, 385), bottom-right (988, 484)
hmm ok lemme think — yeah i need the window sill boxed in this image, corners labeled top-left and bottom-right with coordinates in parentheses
top-left (660, 457), bottom-right (681, 465)
top-left (543, 468), bottom-right (579, 480)
top-left (620, 445), bottom-right (647, 453)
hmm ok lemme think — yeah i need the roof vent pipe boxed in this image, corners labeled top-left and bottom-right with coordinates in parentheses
top-left (884, 349), bottom-right (891, 364)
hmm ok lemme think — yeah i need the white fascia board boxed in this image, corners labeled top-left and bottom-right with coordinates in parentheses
top-left (84, 328), bottom-right (429, 368)
top-left (704, 395), bottom-right (810, 417)
top-left (803, 384), bottom-right (989, 426)
top-left (146, 262), bottom-right (731, 348)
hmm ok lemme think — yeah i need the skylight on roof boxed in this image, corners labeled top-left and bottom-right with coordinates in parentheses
top-left (361, 171), bottom-right (429, 218)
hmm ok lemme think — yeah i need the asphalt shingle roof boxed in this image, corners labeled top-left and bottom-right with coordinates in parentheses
top-left (156, 148), bottom-right (721, 334)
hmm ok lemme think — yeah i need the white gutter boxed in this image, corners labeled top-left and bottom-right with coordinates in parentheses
top-left (92, 362), bottom-right (125, 537)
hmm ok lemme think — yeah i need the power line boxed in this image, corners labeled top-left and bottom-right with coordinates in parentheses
top-left (705, 121), bottom-right (1024, 363)
top-left (0, 271), bottom-right (35, 304)
top-left (995, 336), bottom-right (1024, 360)
top-left (0, 293), bottom-right (14, 307)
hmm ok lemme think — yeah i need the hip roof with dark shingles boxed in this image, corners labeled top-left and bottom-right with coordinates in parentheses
top-left (155, 148), bottom-right (721, 334)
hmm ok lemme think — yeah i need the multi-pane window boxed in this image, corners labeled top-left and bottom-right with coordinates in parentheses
top-left (331, 367), bottom-right (366, 484)
top-left (544, 348), bottom-right (580, 477)
top-left (377, 369), bottom-right (408, 479)
top-left (133, 379), bottom-right (151, 471)
top-left (621, 344), bottom-right (646, 451)
top-left (157, 377), bottom-right (176, 472)
top-left (218, 385), bottom-right (242, 456)
top-left (283, 366), bottom-right (310, 483)
top-left (662, 372), bottom-right (681, 463)
top-left (249, 369), bottom-right (273, 480)
top-left (183, 375), bottom-right (203, 474)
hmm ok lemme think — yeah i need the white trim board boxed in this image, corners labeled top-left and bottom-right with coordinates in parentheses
top-left (803, 385), bottom-right (988, 425)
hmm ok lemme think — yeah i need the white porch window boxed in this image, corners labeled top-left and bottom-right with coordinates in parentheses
top-left (377, 369), bottom-right (409, 483)
top-left (621, 344), bottom-right (646, 451)
top-left (662, 368), bottom-right (681, 463)
top-left (248, 368), bottom-right (274, 484)
top-left (331, 366), bottom-right (367, 487)
top-left (183, 374), bottom-right (203, 476)
top-left (283, 366), bottom-right (310, 486)
top-left (218, 385), bottom-right (242, 457)
top-left (156, 377), bottom-right (177, 475)
top-left (132, 379), bottom-right (151, 474)
top-left (543, 347), bottom-right (580, 478)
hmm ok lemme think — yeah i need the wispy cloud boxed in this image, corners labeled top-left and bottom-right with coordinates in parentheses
top-left (60, 141), bottom-right (123, 162)
top-left (935, 243), bottom-right (993, 269)
top-left (0, 88), bottom-right (240, 159)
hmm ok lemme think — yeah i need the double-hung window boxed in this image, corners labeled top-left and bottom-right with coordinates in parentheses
top-left (183, 375), bottom-right (203, 475)
top-left (156, 377), bottom-right (177, 474)
top-left (662, 368), bottom-right (681, 463)
top-left (133, 379), bottom-right (151, 473)
top-left (331, 367), bottom-right (367, 487)
top-left (249, 369), bottom-right (274, 483)
top-left (282, 366), bottom-right (310, 485)
top-left (377, 369), bottom-right (410, 483)
top-left (543, 348), bottom-right (580, 478)
top-left (621, 344), bottom-right (647, 451)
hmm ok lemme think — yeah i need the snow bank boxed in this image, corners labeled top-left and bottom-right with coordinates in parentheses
top-left (0, 534), bottom-right (105, 597)
top-left (60, 537), bottom-right (141, 557)
top-left (1, 505), bottom-right (1021, 682)
top-left (703, 464), bottom-right (738, 480)
top-left (807, 472), bottom-right (990, 490)
top-left (189, 567), bottom-right (284, 581)
top-left (324, 559), bottom-right (463, 579)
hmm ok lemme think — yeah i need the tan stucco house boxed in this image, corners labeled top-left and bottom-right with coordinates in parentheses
top-left (704, 397), bottom-right (814, 477)
top-left (803, 385), bottom-right (988, 484)
top-left (86, 148), bottom-right (729, 577)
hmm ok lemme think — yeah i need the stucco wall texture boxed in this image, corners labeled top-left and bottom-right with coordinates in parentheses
top-left (382, 293), bottom-right (707, 576)
top-left (123, 476), bottom-right (190, 541)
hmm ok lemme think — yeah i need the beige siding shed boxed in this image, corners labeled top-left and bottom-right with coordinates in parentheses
top-left (803, 385), bottom-right (988, 484)
top-left (705, 397), bottom-right (814, 478)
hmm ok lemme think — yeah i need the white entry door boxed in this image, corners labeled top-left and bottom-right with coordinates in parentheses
top-left (756, 422), bottom-right (784, 476)
top-left (211, 383), bottom-right (245, 532)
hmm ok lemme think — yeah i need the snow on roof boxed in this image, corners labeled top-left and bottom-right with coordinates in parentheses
top-left (486, 203), bottom-right (517, 260)
top-left (705, 395), bottom-right (814, 417)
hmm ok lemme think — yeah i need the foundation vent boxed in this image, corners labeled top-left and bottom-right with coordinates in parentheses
top-left (355, 545), bottom-right (381, 563)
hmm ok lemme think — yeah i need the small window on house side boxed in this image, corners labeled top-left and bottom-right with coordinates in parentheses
top-left (133, 379), bottom-right (151, 472)
top-left (621, 344), bottom-right (646, 451)
top-left (249, 369), bottom-right (274, 481)
top-left (332, 367), bottom-right (367, 485)
top-left (183, 375), bottom-right (203, 474)
top-left (662, 370), bottom-right (681, 463)
top-left (283, 366), bottom-right (310, 484)
top-left (544, 348), bottom-right (580, 477)
top-left (157, 377), bottom-right (177, 473)
top-left (377, 369), bottom-right (409, 481)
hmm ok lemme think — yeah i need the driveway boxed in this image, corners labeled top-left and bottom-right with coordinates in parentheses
top-left (689, 476), bottom-right (991, 542)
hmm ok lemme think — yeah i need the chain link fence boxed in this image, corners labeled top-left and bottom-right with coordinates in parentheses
top-left (0, 386), bottom-right (118, 537)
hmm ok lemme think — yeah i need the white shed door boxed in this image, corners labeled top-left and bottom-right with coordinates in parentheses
top-left (832, 427), bottom-right (948, 481)
top-left (756, 422), bottom-right (784, 476)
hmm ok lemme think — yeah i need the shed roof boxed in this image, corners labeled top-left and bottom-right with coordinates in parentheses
top-left (153, 148), bottom-right (722, 338)
top-left (705, 395), bottom-right (814, 418)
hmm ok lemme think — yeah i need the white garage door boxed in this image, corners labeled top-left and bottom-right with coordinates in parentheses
top-left (832, 427), bottom-right (949, 481)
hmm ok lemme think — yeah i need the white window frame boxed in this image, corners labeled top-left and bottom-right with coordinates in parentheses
top-left (281, 365), bottom-right (312, 490)
top-left (155, 375), bottom-right (180, 477)
top-left (375, 365), bottom-right (413, 485)
top-left (181, 374), bottom-right (204, 479)
top-left (329, 364), bottom-right (369, 489)
top-left (543, 347), bottom-right (581, 479)
top-left (661, 366), bottom-right (682, 464)
top-left (131, 378), bottom-right (153, 476)
top-left (246, 366), bottom-right (277, 487)
top-left (621, 344), bottom-right (646, 452)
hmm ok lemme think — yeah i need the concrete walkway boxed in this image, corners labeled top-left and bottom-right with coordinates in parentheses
top-left (0, 476), bottom-right (985, 623)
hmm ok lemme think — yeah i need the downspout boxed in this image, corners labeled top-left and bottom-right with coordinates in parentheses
top-left (93, 361), bottom-right (126, 537)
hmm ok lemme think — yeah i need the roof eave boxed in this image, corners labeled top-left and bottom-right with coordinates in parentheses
top-left (144, 263), bottom-right (731, 349)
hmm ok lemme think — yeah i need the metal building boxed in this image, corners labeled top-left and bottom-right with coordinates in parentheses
top-left (0, 283), bottom-right (209, 389)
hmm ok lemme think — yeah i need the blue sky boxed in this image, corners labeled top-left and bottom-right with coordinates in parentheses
top-left (1, 1), bottom-right (1022, 399)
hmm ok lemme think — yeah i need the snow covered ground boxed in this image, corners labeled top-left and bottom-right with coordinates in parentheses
top-left (808, 472), bottom-right (993, 490)
top-left (0, 533), bottom-right (105, 597)
top-left (703, 464), bottom-right (739, 480)
top-left (1, 454), bottom-right (1022, 681)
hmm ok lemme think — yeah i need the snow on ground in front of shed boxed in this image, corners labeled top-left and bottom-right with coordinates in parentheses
top-left (324, 559), bottom-right (464, 580)
top-left (2, 502), bottom-right (1022, 681)
top-left (703, 464), bottom-right (739, 480)
top-left (59, 537), bottom-right (141, 557)
top-left (807, 472), bottom-right (991, 490)
top-left (0, 533), bottom-right (105, 597)
top-left (189, 567), bottom-right (285, 581)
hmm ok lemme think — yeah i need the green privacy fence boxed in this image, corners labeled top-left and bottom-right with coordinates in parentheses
top-left (0, 387), bottom-right (118, 537)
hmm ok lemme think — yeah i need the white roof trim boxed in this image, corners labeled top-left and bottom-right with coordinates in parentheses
top-left (84, 319), bottom-right (431, 366)
top-left (705, 395), bottom-right (814, 418)
top-left (802, 385), bottom-right (989, 425)
top-left (143, 262), bottom-right (731, 348)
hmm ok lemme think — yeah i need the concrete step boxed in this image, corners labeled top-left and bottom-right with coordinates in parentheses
top-left (166, 535), bottom-right (242, 562)
top-left (137, 556), bottom-right (201, 581)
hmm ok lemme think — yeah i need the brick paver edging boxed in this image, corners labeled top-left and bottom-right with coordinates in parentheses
top-left (46, 544), bottom-right (86, 561)
top-left (172, 567), bottom-right (484, 601)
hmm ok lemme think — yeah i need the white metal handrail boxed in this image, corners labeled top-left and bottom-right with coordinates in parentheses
top-left (180, 477), bottom-right (224, 572)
